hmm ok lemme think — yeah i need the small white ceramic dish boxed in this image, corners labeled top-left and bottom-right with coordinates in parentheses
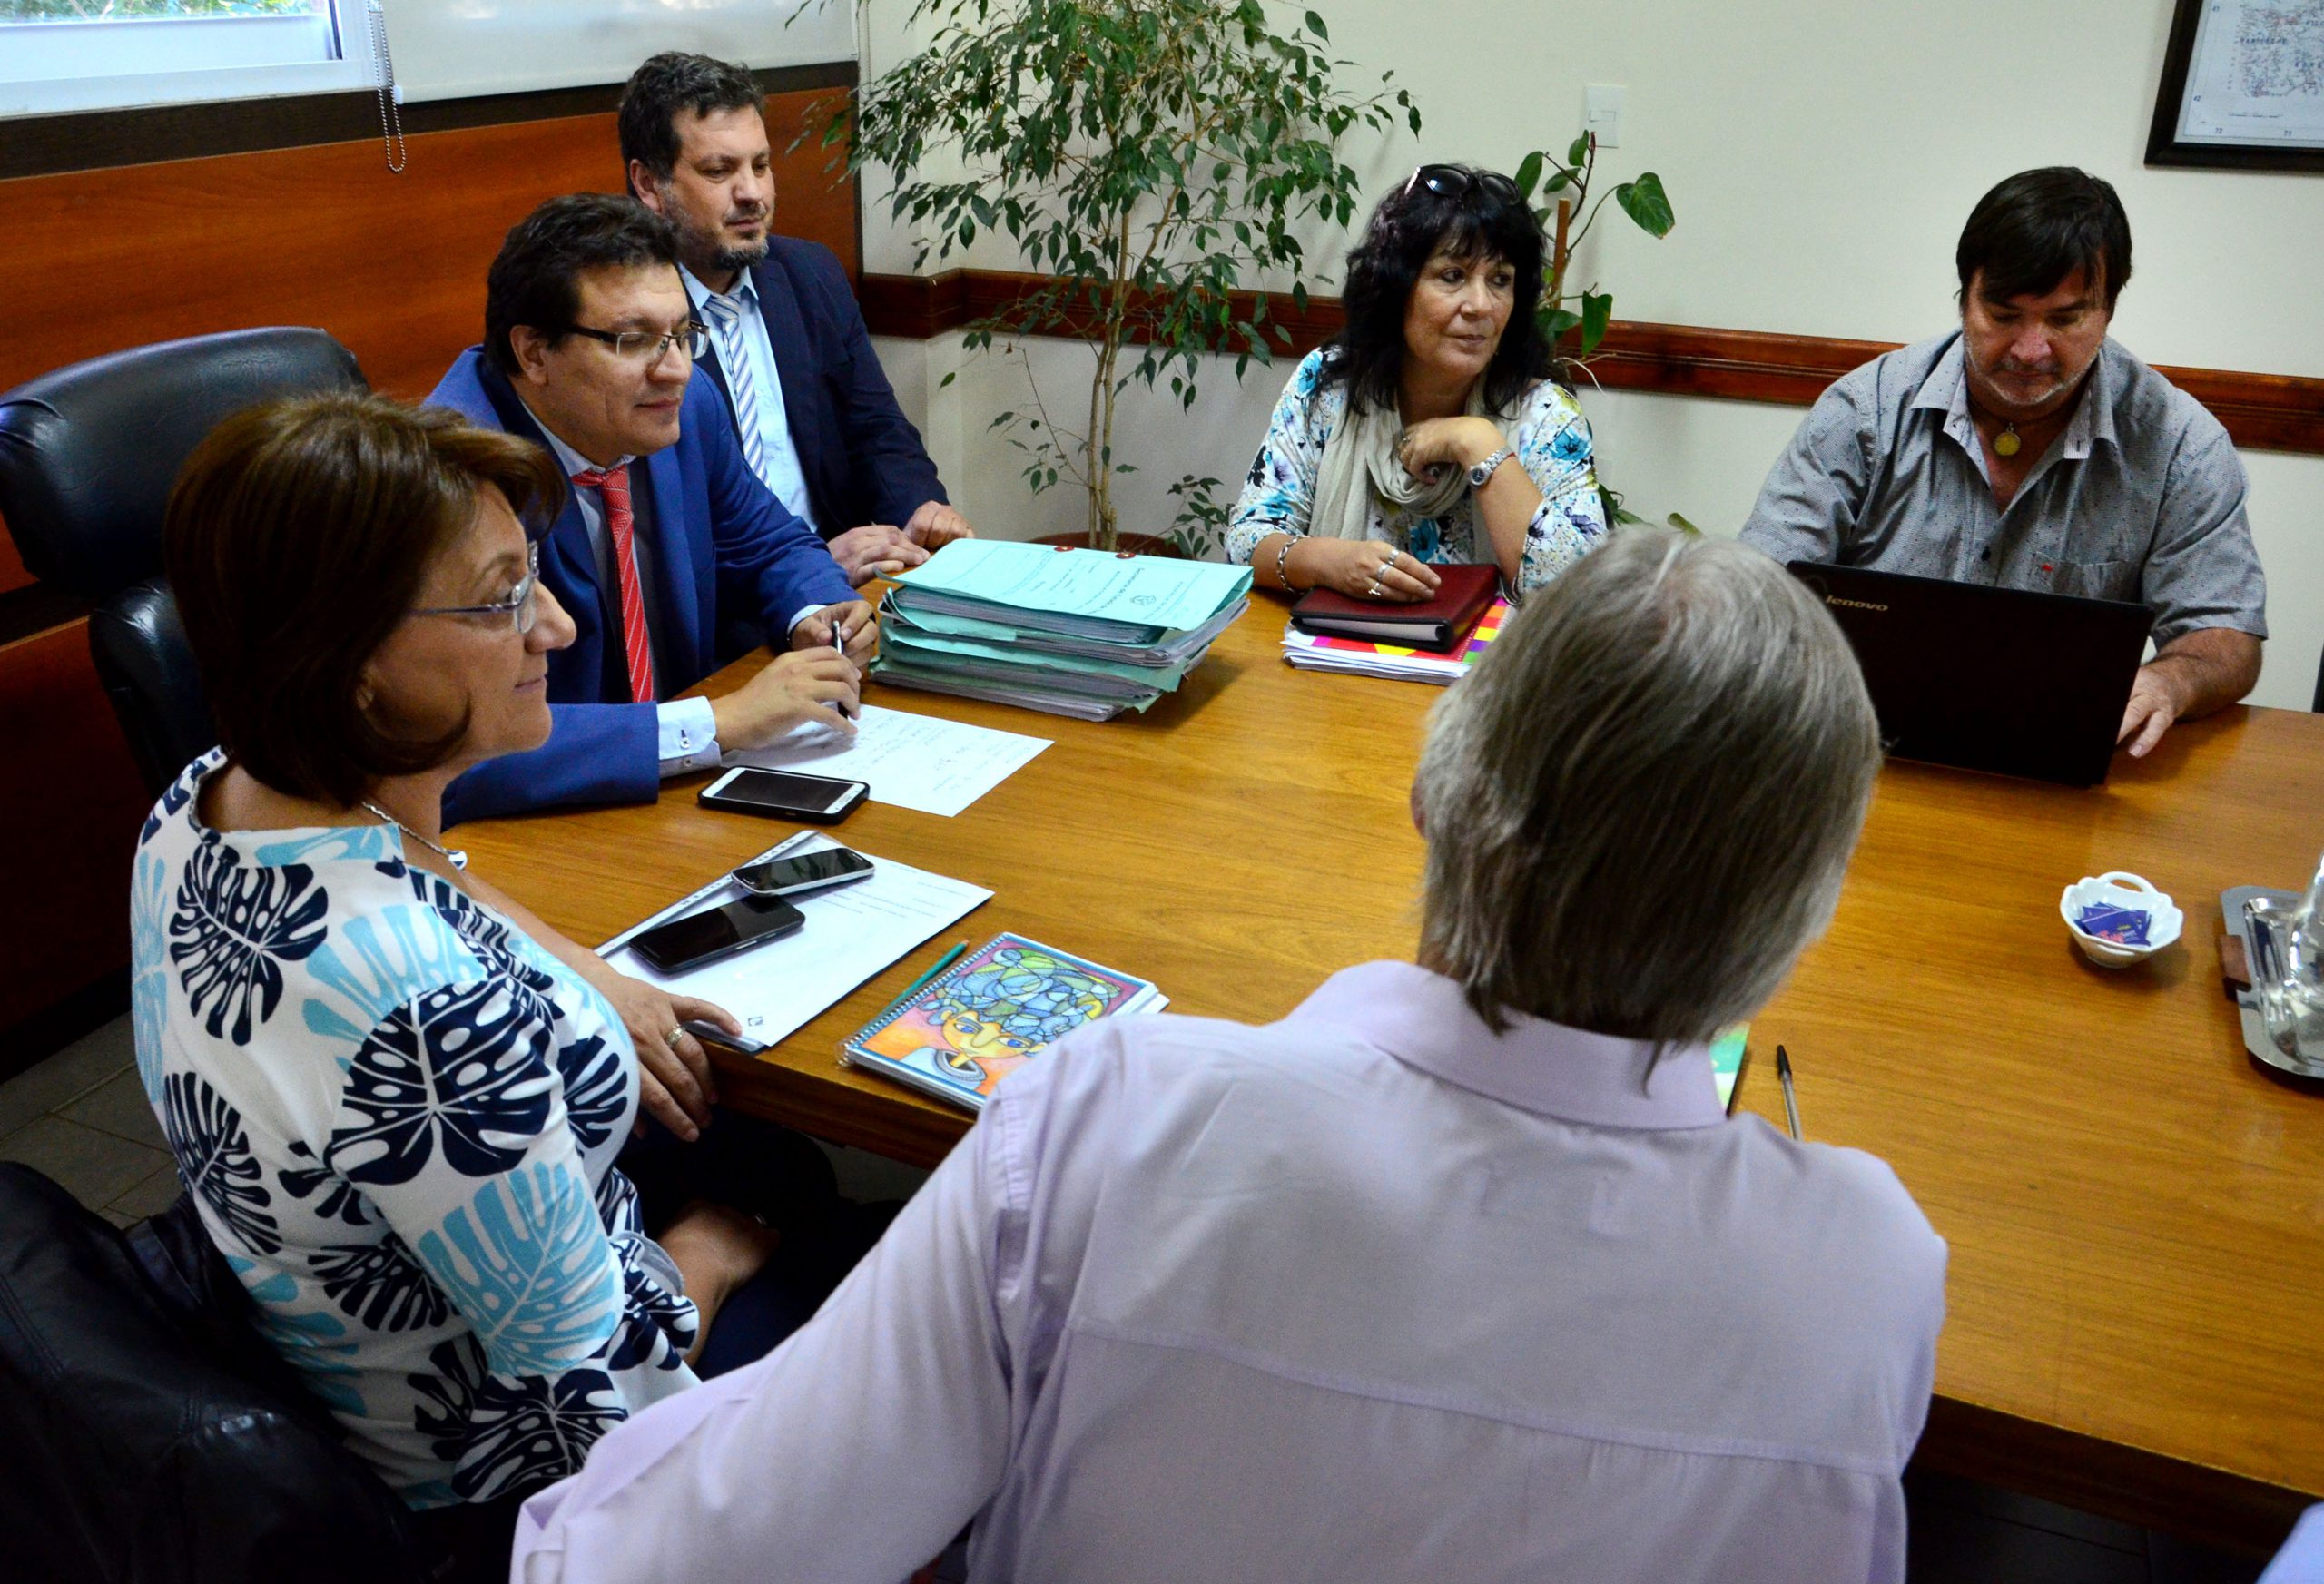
top-left (2059, 871), bottom-right (2183, 967)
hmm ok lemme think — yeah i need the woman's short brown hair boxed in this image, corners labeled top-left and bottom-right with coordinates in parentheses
top-left (164, 391), bottom-right (566, 807)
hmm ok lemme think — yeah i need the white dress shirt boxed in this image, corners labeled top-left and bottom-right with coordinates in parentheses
top-left (513, 960), bottom-right (1947, 1584)
top-left (681, 263), bottom-right (822, 534)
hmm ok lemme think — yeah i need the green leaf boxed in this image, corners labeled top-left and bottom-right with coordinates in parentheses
top-left (1514, 149), bottom-right (1544, 202)
top-left (1567, 132), bottom-right (1590, 167)
top-left (1541, 306), bottom-right (1583, 339)
top-left (1542, 170), bottom-right (1571, 193)
top-left (1666, 511), bottom-right (1702, 536)
top-left (1613, 172), bottom-right (1675, 237)
top-left (1580, 290), bottom-right (1612, 355)
top-left (1304, 7), bottom-right (1326, 40)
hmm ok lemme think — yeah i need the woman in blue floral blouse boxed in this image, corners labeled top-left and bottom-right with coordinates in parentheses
top-left (1228, 164), bottom-right (1608, 603)
top-left (133, 394), bottom-right (805, 1559)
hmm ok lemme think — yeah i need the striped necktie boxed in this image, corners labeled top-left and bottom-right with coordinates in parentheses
top-left (568, 464), bottom-right (656, 704)
top-left (700, 290), bottom-right (773, 488)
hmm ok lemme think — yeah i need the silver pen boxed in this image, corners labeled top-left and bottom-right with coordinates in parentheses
top-left (831, 619), bottom-right (857, 720)
top-left (1776, 1044), bottom-right (1802, 1142)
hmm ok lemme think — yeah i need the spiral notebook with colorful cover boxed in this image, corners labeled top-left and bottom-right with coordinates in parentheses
top-left (841, 933), bottom-right (1168, 1112)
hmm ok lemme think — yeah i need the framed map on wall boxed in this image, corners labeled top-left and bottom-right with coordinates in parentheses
top-left (2148, 0), bottom-right (2324, 172)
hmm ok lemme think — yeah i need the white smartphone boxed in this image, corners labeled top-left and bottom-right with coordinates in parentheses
top-left (699, 766), bottom-right (869, 823)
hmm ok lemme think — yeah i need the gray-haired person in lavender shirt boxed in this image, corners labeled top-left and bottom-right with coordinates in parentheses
top-left (509, 528), bottom-right (1948, 1584)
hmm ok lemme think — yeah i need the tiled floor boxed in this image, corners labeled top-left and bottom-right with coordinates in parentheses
top-left (0, 1013), bottom-right (177, 1228)
top-left (0, 1020), bottom-right (2278, 1581)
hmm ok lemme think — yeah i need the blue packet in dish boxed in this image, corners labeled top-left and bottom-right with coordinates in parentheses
top-left (2075, 902), bottom-right (2152, 946)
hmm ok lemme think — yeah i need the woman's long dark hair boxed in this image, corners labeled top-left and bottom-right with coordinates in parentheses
top-left (1323, 165), bottom-right (1551, 417)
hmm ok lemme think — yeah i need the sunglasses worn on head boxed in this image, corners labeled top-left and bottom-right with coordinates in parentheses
top-left (1403, 164), bottom-right (1521, 204)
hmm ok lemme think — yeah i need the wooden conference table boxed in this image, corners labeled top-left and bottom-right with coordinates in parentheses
top-left (459, 595), bottom-right (2324, 1552)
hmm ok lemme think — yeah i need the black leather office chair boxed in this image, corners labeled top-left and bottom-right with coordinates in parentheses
top-left (0, 328), bottom-right (369, 793)
top-left (0, 1163), bottom-right (437, 1583)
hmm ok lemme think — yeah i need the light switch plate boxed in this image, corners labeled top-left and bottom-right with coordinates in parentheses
top-left (1584, 83), bottom-right (1624, 149)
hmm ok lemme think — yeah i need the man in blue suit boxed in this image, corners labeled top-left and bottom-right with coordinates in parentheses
top-left (428, 193), bottom-right (870, 825)
top-left (619, 53), bottom-right (974, 586)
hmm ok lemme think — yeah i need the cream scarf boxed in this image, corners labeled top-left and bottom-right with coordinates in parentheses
top-left (1308, 381), bottom-right (1508, 544)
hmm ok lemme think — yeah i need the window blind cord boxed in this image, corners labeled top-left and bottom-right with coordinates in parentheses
top-left (367, 0), bottom-right (407, 173)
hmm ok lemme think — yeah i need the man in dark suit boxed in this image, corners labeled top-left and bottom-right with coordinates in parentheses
top-left (428, 193), bottom-right (871, 825)
top-left (618, 52), bottom-right (974, 586)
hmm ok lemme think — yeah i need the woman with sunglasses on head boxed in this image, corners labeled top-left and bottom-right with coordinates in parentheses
top-left (136, 392), bottom-right (840, 1579)
top-left (1229, 164), bottom-right (1609, 604)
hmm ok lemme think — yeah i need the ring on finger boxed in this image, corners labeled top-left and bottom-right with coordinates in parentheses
top-left (664, 1026), bottom-right (685, 1048)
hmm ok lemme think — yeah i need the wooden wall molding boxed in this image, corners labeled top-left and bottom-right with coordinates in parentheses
top-left (858, 268), bottom-right (2324, 457)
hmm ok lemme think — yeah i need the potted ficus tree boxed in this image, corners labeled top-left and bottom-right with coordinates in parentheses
top-left (830, 0), bottom-right (1418, 556)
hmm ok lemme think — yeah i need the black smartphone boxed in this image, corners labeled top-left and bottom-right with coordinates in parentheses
top-left (631, 893), bottom-right (804, 975)
top-left (733, 848), bottom-right (874, 899)
top-left (699, 766), bottom-right (869, 824)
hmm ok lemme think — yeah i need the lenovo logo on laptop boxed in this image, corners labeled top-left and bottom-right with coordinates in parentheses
top-left (1824, 595), bottom-right (1889, 612)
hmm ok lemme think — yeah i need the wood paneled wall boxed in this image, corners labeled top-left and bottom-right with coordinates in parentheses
top-left (858, 269), bottom-right (2324, 457)
top-left (1, 87), bottom-right (857, 593)
top-left (0, 88), bottom-right (859, 1052)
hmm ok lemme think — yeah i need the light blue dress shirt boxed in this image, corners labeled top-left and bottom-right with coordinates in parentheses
top-left (511, 959), bottom-right (1948, 1584)
top-left (681, 264), bottom-right (822, 536)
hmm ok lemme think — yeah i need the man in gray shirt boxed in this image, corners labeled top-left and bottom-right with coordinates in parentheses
top-left (1741, 167), bottom-right (2265, 760)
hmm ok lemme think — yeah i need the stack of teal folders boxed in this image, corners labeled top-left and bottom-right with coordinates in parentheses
top-left (873, 540), bottom-right (1252, 721)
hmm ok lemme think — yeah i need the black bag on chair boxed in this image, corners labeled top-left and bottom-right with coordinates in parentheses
top-left (0, 1163), bottom-right (437, 1583)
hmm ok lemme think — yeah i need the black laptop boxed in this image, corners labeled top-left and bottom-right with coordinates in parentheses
top-left (1787, 562), bottom-right (2154, 786)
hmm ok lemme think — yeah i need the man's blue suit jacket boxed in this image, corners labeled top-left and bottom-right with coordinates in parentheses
top-left (427, 348), bottom-right (855, 826)
top-left (692, 237), bottom-right (948, 536)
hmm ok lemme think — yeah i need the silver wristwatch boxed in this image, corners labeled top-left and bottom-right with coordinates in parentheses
top-left (1467, 448), bottom-right (1513, 488)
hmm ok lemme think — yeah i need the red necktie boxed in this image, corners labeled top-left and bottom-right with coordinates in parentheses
top-left (570, 465), bottom-right (656, 704)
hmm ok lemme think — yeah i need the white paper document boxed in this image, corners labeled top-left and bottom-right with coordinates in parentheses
top-left (724, 703), bottom-right (1050, 818)
top-left (602, 833), bottom-right (992, 1048)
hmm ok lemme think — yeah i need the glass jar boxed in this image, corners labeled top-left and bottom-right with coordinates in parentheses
top-left (2245, 848), bottom-right (2324, 1077)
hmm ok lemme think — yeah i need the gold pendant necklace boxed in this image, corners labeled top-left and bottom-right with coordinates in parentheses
top-left (1994, 423), bottom-right (2022, 458)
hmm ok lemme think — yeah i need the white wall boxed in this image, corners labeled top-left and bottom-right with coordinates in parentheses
top-left (864, 0), bottom-right (2324, 707)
